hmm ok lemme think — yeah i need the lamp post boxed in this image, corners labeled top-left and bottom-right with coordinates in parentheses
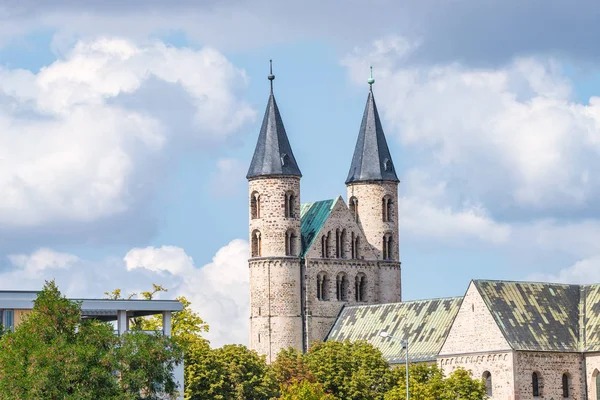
top-left (380, 331), bottom-right (409, 400)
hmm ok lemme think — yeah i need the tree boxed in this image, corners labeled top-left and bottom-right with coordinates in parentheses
top-left (269, 347), bottom-right (314, 388)
top-left (278, 380), bottom-right (336, 400)
top-left (441, 367), bottom-right (487, 400)
top-left (384, 364), bottom-right (486, 400)
top-left (185, 343), bottom-right (276, 400)
top-left (304, 340), bottom-right (393, 400)
top-left (0, 280), bottom-right (182, 400)
top-left (106, 284), bottom-right (208, 347)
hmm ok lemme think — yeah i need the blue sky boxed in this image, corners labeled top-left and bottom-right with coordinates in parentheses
top-left (2, 1), bottom-right (600, 345)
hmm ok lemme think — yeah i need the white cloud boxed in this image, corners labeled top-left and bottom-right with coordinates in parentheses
top-left (0, 38), bottom-right (254, 229)
top-left (2, 240), bottom-right (250, 347)
top-left (343, 37), bottom-right (600, 215)
top-left (527, 256), bottom-right (600, 284)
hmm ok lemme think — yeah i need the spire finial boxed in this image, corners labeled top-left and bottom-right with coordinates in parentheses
top-left (268, 59), bottom-right (275, 93)
top-left (368, 66), bottom-right (375, 89)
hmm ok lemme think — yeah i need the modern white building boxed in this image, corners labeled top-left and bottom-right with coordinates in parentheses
top-left (0, 290), bottom-right (184, 399)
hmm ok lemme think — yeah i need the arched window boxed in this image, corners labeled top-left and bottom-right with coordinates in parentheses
top-left (284, 191), bottom-right (295, 218)
top-left (285, 229), bottom-right (297, 256)
top-left (317, 272), bottom-right (329, 301)
top-left (383, 233), bottom-right (393, 260)
top-left (251, 230), bottom-right (261, 257)
top-left (349, 197), bottom-right (359, 222)
top-left (382, 195), bottom-right (393, 222)
top-left (321, 235), bottom-right (326, 258)
top-left (354, 236), bottom-right (360, 259)
top-left (340, 229), bottom-right (347, 258)
top-left (336, 272), bottom-right (348, 301)
top-left (482, 371), bottom-right (492, 397)
top-left (532, 372), bottom-right (540, 397)
top-left (250, 191), bottom-right (260, 219)
top-left (595, 369), bottom-right (600, 400)
top-left (355, 273), bottom-right (366, 302)
top-left (351, 232), bottom-right (355, 259)
top-left (335, 229), bottom-right (341, 258)
top-left (562, 373), bottom-right (569, 398)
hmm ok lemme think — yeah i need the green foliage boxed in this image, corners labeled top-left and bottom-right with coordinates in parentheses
top-left (278, 380), bottom-right (336, 400)
top-left (107, 285), bottom-right (208, 347)
top-left (269, 347), bottom-right (314, 388)
top-left (384, 364), bottom-right (486, 400)
top-left (304, 340), bottom-right (393, 400)
top-left (441, 367), bottom-right (487, 400)
top-left (0, 280), bottom-right (182, 400)
top-left (185, 343), bottom-right (276, 400)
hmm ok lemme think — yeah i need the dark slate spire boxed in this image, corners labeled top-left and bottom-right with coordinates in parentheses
top-left (346, 70), bottom-right (399, 184)
top-left (247, 61), bottom-right (302, 179)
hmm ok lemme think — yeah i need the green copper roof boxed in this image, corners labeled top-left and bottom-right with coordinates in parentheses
top-left (300, 199), bottom-right (335, 257)
top-left (474, 280), bottom-right (581, 352)
top-left (327, 298), bottom-right (462, 363)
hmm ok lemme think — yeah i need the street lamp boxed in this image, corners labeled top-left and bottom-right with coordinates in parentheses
top-left (380, 331), bottom-right (409, 400)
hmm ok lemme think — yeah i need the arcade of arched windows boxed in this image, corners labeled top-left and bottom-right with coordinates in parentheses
top-left (285, 229), bottom-right (298, 257)
top-left (250, 191), bottom-right (261, 219)
top-left (284, 190), bottom-right (296, 219)
top-left (315, 271), bottom-right (367, 303)
top-left (382, 232), bottom-right (393, 260)
top-left (382, 195), bottom-right (393, 222)
top-left (251, 230), bottom-right (262, 257)
top-left (321, 229), bottom-right (360, 259)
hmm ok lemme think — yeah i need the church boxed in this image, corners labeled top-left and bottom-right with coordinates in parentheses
top-left (246, 65), bottom-right (600, 399)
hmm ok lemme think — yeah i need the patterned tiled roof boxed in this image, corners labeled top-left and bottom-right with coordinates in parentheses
top-left (473, 280), bottom-right (581, 352)
top-left (581, 284), bottom-right (600, 352)
top-left (326, 298), bottom-right (462, 363)
top-left (300, 199), bottom-right (335, 257)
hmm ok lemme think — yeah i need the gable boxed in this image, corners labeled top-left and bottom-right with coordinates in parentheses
top-left (300, 199), bottom-right (335, 257)
top-left (301, 196), bottom-right (376, 260)
top-left (327, 297), bottom-right (461, 363)
top-left (475, 280), bottom-right (580, 352)
top-left (440, 281), bottom-right (510, 355)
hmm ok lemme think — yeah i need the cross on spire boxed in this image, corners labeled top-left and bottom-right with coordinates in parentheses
top-left (268, 59), bottom-right (275, 93)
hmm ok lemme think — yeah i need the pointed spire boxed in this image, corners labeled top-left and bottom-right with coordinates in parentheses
top-left (345, 78), bottom-right (399, 184)
top-left (246, 61), bottom-right (302, 179)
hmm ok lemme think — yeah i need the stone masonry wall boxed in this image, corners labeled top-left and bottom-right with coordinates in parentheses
top-left (440, 282), bottom-right (510, 355)
top-left (585, 353), bottom-right (600, 399)
top-left (303, 197), bottom-right (377, 261)
top-left (249, 177), bottom-right (301, 257)
top-left (439, 351), bottom-right (515, 400)
top-left (249, 258), bottom-right (303, 363)
top-left (346, 181), bottom-right (399, 261)
top-left (515, 351), bottom-right (584, 400)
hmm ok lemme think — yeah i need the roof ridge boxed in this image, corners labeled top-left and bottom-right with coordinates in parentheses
top-left (342, 296), bottom-right (463, 310)
top-left (473, 278), bottom-right (581, 287)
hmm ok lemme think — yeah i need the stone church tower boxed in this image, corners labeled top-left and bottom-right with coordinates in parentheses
top-left (247, 64), bottom-right (401, 362)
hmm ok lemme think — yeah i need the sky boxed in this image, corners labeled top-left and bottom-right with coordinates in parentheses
top-left (3, 0), bottom-right (600, 346)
